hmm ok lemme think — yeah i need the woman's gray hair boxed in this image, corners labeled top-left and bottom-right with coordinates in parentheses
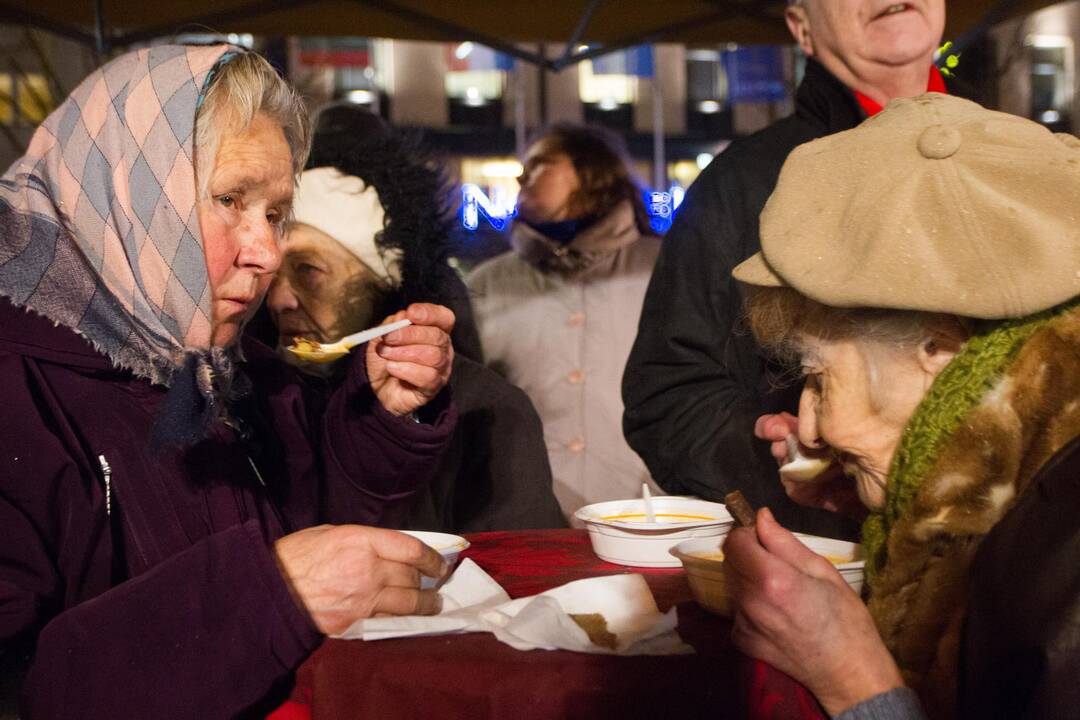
top-left (744, 285), bottom-right (975, 367)
top-left (193, 50), bottom-right (311, 200)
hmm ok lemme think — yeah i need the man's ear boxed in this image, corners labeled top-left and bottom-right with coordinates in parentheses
top-left (784, 5), bottom-right (815, 58)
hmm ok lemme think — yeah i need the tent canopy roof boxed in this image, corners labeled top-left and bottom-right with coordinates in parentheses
top-left (0, 0), bottom-right (1061, 67)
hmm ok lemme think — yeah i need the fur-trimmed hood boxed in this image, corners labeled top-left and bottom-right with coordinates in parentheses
top-left (867, 306), bottom-right (1080, 712)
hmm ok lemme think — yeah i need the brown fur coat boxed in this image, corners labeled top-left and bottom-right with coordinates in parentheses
top-left (867, 307), bottom-right (1080, 714)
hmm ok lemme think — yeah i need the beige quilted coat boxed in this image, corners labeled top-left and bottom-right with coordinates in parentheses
top-left (467, 202), bottom-right (662, 520)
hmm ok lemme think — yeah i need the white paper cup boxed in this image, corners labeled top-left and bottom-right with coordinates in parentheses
top-left (401, 530), bottom-right (470, 588)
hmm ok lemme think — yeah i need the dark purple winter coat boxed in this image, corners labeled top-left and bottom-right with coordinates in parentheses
top-left (0, 297), bottom-right (455, 718)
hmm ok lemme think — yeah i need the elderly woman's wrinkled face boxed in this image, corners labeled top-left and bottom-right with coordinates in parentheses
top-left (796, 336), bottom-right (945, 509)
top-left (200, 112), bottom-right (293, 347)
top-left (516, 142), bottom-right (581, 224)
top-left (266, 222), bottom-right (385, 351)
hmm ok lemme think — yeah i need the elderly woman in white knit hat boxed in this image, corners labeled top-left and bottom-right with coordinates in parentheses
top-left (270, 166), bottom-right (403, 357)
top-left (267, 149), bottom-right (564, 532)
top-left (723, 93), bottom-right (1080, 719)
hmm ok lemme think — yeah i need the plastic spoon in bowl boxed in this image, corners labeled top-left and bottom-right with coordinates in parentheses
top-left (287, 319), bottom-right (412, 364)
top-left (779, 434), bottom-right (833, 482)
top-left (642, 482), bottom-right (657, 523)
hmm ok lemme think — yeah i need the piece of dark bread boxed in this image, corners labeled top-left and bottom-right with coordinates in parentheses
top-left (724, 490), bottom-right (756, 529)
top-left (569, 613), bottom-right (618, 650)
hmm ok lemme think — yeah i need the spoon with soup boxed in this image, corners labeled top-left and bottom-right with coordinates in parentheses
top-left (288, 319), bottom-right (412, 364)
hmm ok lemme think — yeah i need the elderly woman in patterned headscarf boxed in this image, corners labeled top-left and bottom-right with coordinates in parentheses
top-left (723, 94), bottom-right (1080, 719)
top-left (0, 46), bottom-right (456, 718)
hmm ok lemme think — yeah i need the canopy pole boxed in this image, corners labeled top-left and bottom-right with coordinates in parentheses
top-left (557, 0), bottom-right (602, 65)
top-left (349, 0), bottom-right (554, 70)
top-left (94, 0), bottom-right (108, 56)
top-left (538, 43), bottom-right (548, 126)
top-left (553, 5), bottom-right (774, 71)
top-left (514, 58), bottom-right (527, 158)
top-left (652, 50), bottom-right (665, 191)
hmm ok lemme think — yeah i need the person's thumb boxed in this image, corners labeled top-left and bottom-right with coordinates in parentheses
top-left (754, 412), bottom-right (797, 441)
top-left (756, 507), bottom-right (839, 581)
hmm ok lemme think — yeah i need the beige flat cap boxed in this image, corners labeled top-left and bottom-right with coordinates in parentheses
top-left (733, 93), bottom-right (1080, 319)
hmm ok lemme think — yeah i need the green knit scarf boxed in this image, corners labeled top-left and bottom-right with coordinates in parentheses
top-left (862, 302), bottom-right (1075, 585)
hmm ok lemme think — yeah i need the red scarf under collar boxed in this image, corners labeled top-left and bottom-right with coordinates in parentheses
top-left (853, 65), bottom-right (947, 117)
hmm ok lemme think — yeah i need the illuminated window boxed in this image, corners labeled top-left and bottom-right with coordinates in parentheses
top-left (459, 156), bottom-right (521, 231)
top-left (445, 70), bottom-right (504, 105)
top-left (685, 49), bottom-right (732, 136)
top-left (174, 32), bottom-right (254, 48)
top-left (579, 46), bottom-right (652, 131)
top-left (297, 37), bottom-right (389, 116)
top-left (0, 72), bottom-right (54, 126)
top-left (1026, 35), bottom-right (1073, 132)
top-left (446, 43), bottom-right (511, 127)
top-left (579, 59), bottom-right (638, 106)
top-left (721, 46), bottom-right (787, 104)
top-left (460, 156), bottom-right (522, 205)
top-left (0, 73), bottom-right (13, 126)
top-left (18, 74), bottom-right (52, 125)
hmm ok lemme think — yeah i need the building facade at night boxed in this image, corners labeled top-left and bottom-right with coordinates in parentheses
top-left (2, 0), bottom-right (1079, 244)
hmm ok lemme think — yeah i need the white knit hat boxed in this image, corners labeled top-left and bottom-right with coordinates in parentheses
top-left (291, 166), bottom-right (402, 283)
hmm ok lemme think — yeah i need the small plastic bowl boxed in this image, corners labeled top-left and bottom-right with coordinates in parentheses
top-left (574, 497), bottom-right (734, 567)
top-left (670, 533), bottom-right (865, 616)
top-left (669, 536), bottom-right (732, 615)
top-left (401, 530), bottom-right (470, 588)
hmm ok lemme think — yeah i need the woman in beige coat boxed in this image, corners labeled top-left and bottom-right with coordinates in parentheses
top-left (467, 124), bottom-right (661, 520)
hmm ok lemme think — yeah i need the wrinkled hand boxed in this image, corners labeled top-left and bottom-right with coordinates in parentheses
top-left (274, 524), bottom-right (449, 635)
top-left (366, 303), bottom-right (455, 417)
top-left (754, 413), bottom-right (864, 518)
top-left (725, 508), bottom-right (903, 715)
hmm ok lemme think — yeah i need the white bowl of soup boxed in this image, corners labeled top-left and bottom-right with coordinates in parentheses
top-left (670, 534), bottom-right (865, 616)
top-left (401, 530), bottom-right (470, 588)
top-left (574, 497), bottom-right (734, 567)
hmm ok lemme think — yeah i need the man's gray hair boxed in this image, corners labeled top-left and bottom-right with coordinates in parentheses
top-left (194, 50), bottom-right (311, 200)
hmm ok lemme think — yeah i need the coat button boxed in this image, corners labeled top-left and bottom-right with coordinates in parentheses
top-left (567, 437), bottom-right (586, 452)
top-left (567, 370), bottom-right (585, 384)
top-left (567, 312), bottom-right (585, 327)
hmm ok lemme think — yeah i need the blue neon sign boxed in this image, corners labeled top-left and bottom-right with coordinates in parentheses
top-left (462, 184), bottom-right (684, 233)
top-left (461, 183), bottom-right (516, 231)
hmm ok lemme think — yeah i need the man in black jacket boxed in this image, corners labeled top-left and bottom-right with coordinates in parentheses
top-left (622, 0), bottom-right (946, 537)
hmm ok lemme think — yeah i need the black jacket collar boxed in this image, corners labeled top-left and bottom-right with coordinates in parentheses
top-left (795, 58), bottom-right (868, 135)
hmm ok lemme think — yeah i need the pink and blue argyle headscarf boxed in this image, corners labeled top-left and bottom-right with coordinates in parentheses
top-left (0, 44), bottom-right (237, 386)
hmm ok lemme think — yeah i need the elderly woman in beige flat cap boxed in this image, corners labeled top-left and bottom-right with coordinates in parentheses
top-left (724, 94), bottom-right (1080, 719)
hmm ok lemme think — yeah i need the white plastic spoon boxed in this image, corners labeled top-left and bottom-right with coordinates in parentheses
top-left (778, 434), bottom-right (833, 482)
top-left (287, 319), bottom-right (412, 364)
top-left (642, 482), bottom-right (657, 523)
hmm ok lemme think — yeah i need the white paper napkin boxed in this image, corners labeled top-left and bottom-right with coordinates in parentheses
top-left (335, 558), bottom-right (693, 656)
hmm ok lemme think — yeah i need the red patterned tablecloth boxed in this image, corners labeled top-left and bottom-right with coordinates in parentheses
top-left (279, 529), bottom-right (825, 720)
